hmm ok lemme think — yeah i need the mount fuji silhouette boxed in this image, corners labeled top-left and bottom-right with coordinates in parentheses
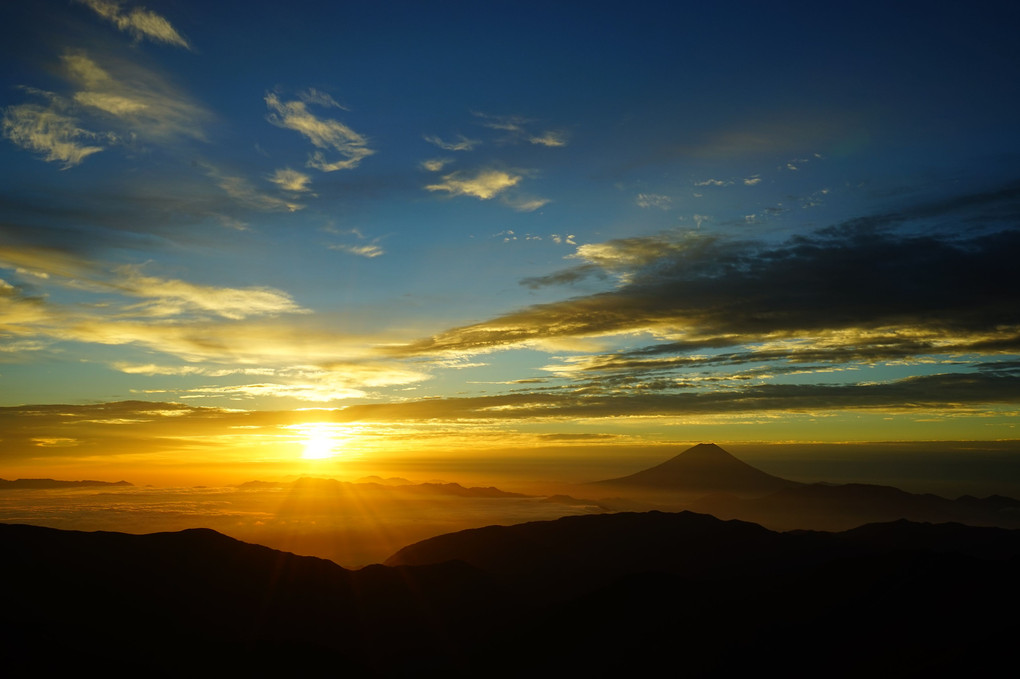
top-left (591, 442), bottom-right (800, 496)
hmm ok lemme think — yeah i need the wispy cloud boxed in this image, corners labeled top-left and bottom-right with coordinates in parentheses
top-left (268, 167), bottom-right (313, 193)
top-left (327, 228), bottom-right (384, 258)
top-left (110, 265), bottom-right (306, 320)
top-left (421, 158), bottom-right (453, 172)
top-left (472, 112), bottom-right (568, 147)
top-left (298, 88), bottom-right (346, 109)
top-left (2, 50), bottom-right (209, 167)
top-left (0, 244), bottom-right (305, 322)
top-left (77, 0), bottom-right (191, 49)
top-left (473, 112), bottom-right (530, 133)
top-left (1, 97), bottom-right (106, 168)
top-left (265, 92), bottom-right (374, 172)
top-left (529, 130), bottom-right (568, 147)
top-left (62, 52), bottom-right (209, 142)
top-left (425, 169), bottom-right (522, 200)
top-left (635, 193), bottom-right (672, 210)
top-left (500, 194), bottom-right (550, 212)
top-left (206, 165), bottom-right (303, 212)
top-left (330, 243), bottom-right (384, 258)
top-left (423, 134), bottom-right (479, 152)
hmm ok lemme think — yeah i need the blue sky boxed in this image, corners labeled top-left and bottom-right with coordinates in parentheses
top-left (1, 1), bottom-right (1019, 479)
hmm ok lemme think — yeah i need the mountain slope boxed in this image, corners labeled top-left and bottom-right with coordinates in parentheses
top-left (590, 442), bottom-right (800, 495)
top-left (691, 481), bottom-right (1020, 531)
top-left (4, 515), bottom-right (1019, 677)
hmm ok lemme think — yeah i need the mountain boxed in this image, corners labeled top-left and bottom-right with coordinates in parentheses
top-left (236, 477), bottom-right (527, 498)
top-left (0, 522), bottom-right (499, 677)
top-left (586, 444), bottom-right (1020, 531)
top-left (691, 481), bottom-right (1020, 531)
top-left (590, 442), bottom-right (800, 496)
top-left (0, 478), bottom-right (133, 489)
top-left (4, 513), bottom-right (1019, 676)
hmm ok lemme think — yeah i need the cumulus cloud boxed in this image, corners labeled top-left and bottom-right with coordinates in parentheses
top-left (423, 134), bottom-right (479, 152)
top-left (265, 92), bottom-right (373, 171)
top-left (77, 0), bottom-right (190, 49)
top-left (425, 169), bottom-right (522, 200)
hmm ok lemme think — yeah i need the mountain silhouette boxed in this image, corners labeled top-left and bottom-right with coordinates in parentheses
top-left (3, 515), bottom-right (1019, 677)
top-left (0, 478), bottom-right (133, 489)
top-left (692, 480), bottom-right (1020, 531)
top-left (590, 442), bottom-right (800, 496)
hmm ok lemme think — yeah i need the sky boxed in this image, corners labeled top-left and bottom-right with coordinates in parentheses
top-left (1, 0), bottom-right (1019, 488)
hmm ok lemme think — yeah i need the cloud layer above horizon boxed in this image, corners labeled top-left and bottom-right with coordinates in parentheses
top-left (1, 0), bottom-right (1019, 471)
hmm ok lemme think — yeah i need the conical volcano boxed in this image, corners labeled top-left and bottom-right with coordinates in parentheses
top-left (591, 443), bottom-right (800, 496)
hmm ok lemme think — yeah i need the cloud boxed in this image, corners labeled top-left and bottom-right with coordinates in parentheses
top-left (2, 52), bottom-right (209, 169)
top-left (237, 371), bottom-right (1020, 423)
top-left (423, 134), bottom-right (479, 152)
top-left (744, 176), bottom-right (762, 186)
top-left (471, 112), bottom-right (568, 147)
top-left (421, 158), bottom-right (453, 172)
top-left (298, 88), bottom-right (346, 109)
top-left (1, 99), bottom-right (106, 168)
top-left (330, 243), bottom-right (384, 258)
top-left (390, 186), bottom-right (1020, 360)
top-left (500, 194), bottom-right (550, 212)
top-left (206, 165), bottom-right (303, 212)
top-left (110, 265), bottom-right (306, 320)
top-left (472, 112), bottom-right (530, 134)
top-left (425, 169), bottom-right (522, 200)
top-left (0, 248), bottom-right (428, 375)
top-left (268, 168), bottom-right (313, 193)
top-left (529, 131), bottom-right (568, 147)
top-left (61, 52), bottom-right (209, 142)
top-left (635, 193), bottom-right (672, 210)
top-left (77, 0), bottom-right (190, 49)
top-left (694, 178), bottom-right (732, 187)
top-left (265, 92), bottom-right (374, 172)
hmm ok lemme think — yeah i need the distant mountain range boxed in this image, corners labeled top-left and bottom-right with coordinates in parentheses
top-left (588, 443), bottom-right (1020, 530)
top-left (236, 476), bottom-right (528, 499)
top-left (2, 512), bottom-right (1018, 677)
top-left (0, 478), bottom-right (133, 489)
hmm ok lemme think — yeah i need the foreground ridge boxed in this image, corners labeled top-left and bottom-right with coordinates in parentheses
top-left (3, 513), bottom-right (1018, 677)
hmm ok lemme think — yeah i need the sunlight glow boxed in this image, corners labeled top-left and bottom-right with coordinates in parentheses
top-left (290, 422), bottom-right (350, 460)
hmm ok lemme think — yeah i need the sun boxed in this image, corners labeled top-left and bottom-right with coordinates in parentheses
top-left (294, 423), bottom-right (346, 460)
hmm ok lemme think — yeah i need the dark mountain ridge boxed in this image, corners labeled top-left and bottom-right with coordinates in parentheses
top-left (3, 512), bottom-right (1018, 677)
